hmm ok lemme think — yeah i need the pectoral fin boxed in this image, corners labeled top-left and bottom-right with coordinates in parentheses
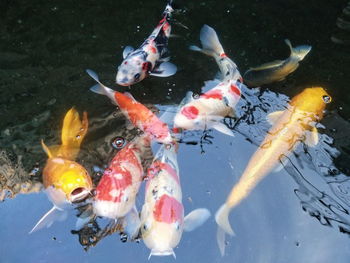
top-left (150, 62), bottom-right (177, 77)
top-left (304, 127), bottom-right (319, 147)
top-left (29, 206), bottom-right (67, 234)
top-left (121, 206), bottom-right (141, 241)
top-left (183, 208), bottom-right (211, 232)
top-left (209, 121), bottom-right (234, 137)
top-left (267, 111), bottom-right (284, 125)
top-left (123, 46), bottom-right (134, 59)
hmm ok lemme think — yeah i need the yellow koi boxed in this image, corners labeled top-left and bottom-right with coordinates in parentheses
top-left (215, 87), bottom-right (331, 254)
top-left (30, 108), bottom-right (92, 233)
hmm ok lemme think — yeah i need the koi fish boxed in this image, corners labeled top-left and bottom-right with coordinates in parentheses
top-left (86, 69), bottom-right (174, 145)
top-left (243, 39), bottom-right (312, 87)
top-left (174, 25), bottom-right (243, 136)
top-left (93, 135), bottom-right (150, 219)
top-left (140, 144), bottom-right (210, 258)
top-left (215, 87), bottom-right (332, 255)
top-left (30, 108), bottom-right (92, 233)
top-left (116, 2), bottom-right (177, 86)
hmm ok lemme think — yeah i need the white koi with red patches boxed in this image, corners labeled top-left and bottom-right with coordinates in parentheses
top-left (174, 80), bottom-right (243, 135)
top-left (116, 3), bottom-right (177, 86)
top-left (175, 24), bottom-right (246, 136)
top-left (93, 135), bottom-right (150, 219)
top-left (140, 144), bottom-right (211, 258)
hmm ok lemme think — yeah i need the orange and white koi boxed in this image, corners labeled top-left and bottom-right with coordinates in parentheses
top-left (86, 69), bottom-right (174, 145)
top-left (93, 135), bottom-right (150, 219)
top-left (140, 144), bottom-right (210, 258)
top-left (215, 87), bottom-right (332, 255)
top-left (116, 2), bottom-right (177, 86)
top-left (174, 25), bottom-right (243, 136)
top-left (30, 108), bottom-right (92, 233)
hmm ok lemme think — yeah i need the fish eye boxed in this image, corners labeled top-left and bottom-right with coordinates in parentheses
top-left (111, 136), bottom-right (126, 149)
top-left (322, 95), bottom-right (332, 104)
top-left (174, 221), bottom-right (180, 231)
top-left (143, 223), bottom-right (149, 231)
top-left (134, 73), bottom-right (140, 80)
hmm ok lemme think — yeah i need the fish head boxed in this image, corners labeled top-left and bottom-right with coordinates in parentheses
top-left (290, 87), bottom-right (332, 120)
top-left (116, 54), bottom-right (149, 86)
top-left (43, 158), bottom-right (93, 204)
top-left (140, 198), bottom-right (184, 257)
top-left (174, 104), bottom-right (205, 130)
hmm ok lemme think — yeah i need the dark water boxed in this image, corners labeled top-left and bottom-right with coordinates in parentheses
top-left (1, 0), bottom-right (350, 262)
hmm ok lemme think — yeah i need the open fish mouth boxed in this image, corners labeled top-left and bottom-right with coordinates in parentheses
top-left (69, 187), bottom-right (91, 203)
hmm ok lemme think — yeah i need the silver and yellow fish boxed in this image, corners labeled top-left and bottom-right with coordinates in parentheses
top-left (215, 87), bottom-right (331, 255)
top-left (243, 39), bottom-right (312, 87)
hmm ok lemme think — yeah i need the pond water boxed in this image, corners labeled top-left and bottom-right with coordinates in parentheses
top-left (1, 0), bottom-right (350, 262)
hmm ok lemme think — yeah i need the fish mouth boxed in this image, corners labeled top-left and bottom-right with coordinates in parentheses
top-left (69, 187), bottom-right (91, 203)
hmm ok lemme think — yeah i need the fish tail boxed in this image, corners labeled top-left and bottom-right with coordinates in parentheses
top-left (285, 39), bottom-right (312, 61)
top-left (194, 24), bottom-right (225, 57)
top-left (215, 203), bottom-right (235, 236)
top-left (58, 108), bottom-right (89, 159)
top-left (163, 1), bottom-right (175, 19)
top-left (86, 69), bottom-right (119, 106)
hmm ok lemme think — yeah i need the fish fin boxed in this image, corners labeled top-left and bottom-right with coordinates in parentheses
top-left (199, 24), bottom-right (225, 57)
top-left (202, 79), bottom-right (221, 93)
top-left (249, 60), bottom-right (284, 71)
top-left (60, 108), bottom-right (88, 160)
top-left (217, 226), bottom-right (227, 256)
top-left (86, 69), bottom-right (118, 104)
top-left (122, 46), bottom-right (134, 59)
top-left (209, 121), bottom-right (234, 137)
top-left (285, 39), bottom-right (312, 61)
top-left (189, 45), bottom-right (202, 52)
top-left (304, 127), bottom-right (319, 147)
top-left (149, 249), bottom-right (176, 259)
top-left (150, 62), bottom-right (177, 77)
top-left (266, 111), bottom-right (284, 125)
top-left (215, 203), bottom-right (234, 236)
top-left (29, 206), bottom-right (67, 234)
top-left (183, 208), bottom-right (211, 232)
top-left (122, 205), bottom-right (141, 241)
top-left (41, 140), bottom-right (52, 158)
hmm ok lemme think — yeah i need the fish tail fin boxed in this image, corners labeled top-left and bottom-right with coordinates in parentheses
top-left (148, 249), bottom-right (176, 259)
top-left (197, 24), bottom-right (225, 57)
top-left (217, 226), bottom-right (227, 256)
top-left (215, 203), bottom-right (235, 236)
top-left (29, 206), bottom-right (67, 234)
top-left (86, 69), bottom-right (119, 106)
top-left (59, 108), bottom-right (88, 160)
top-left (285, 39), bottom-right (312, 61)
top-left (163, 1), bottom-right (175, 19)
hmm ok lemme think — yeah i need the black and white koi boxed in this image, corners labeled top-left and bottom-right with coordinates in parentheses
top-left (116, 2), bottom-right (177, 86)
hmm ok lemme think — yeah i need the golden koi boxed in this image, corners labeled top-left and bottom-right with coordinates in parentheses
top-left (215, 87), bottom-right (331, 255)
top-left (30, 108), bottom-right (92, 233)
top-left (243, 39), bottom-right (312, 87)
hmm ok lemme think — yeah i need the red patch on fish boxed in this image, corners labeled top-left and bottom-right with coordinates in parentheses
top-left (220, 53), bottom-right (227, 57)
top-left (149, 45), bottom-right (157, 54)
top-left (95, 168), bottom-right (132, 202)
top-left (153, 195), bottom-right (184, 223)
top-left (201, 89), bottom-right (223, 100)
top-left (229, 84), bottom-right (241, 97)
top-left (95, 143), bottom-right (142, 202)
top-left (163, 22), bottom-right (170, 32)
top-left (181, 106), bottom-right (199, 120)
